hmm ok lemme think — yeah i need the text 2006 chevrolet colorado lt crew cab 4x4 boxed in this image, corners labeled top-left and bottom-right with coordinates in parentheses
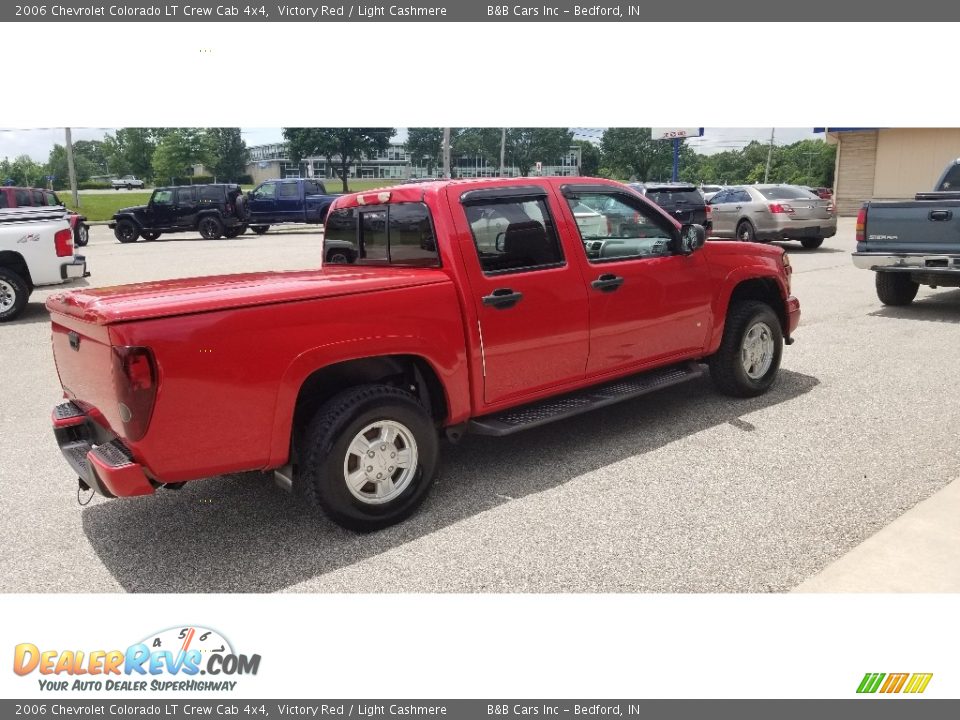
top-left (47, 178), bottom-right (800, 530)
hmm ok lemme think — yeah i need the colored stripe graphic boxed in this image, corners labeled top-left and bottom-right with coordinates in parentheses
top-left (880, 673), bottom-right (909, 693)
top-left (904, 673), bottom-right (933, 694)
top-left (857, 673), bottom-right (885, 693)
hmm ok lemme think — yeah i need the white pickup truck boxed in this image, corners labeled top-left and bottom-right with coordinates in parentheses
top-left (0, 206), bottom-right (88, 322)
top-left (111, 175), bottom-right (145, 190)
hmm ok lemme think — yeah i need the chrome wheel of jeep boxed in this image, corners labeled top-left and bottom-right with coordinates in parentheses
top-left (740, 321), bottom-right (775, 379)
top-left (342, 419), bottom-right (418, 505)
top-left (0, 279), bottom-right (16, 312)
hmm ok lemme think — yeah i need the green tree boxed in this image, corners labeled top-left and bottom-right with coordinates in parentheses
top-left (456, 128), bottom-right (502, 174)
top-left (151, 129), bottom-right (214, 183)
top-left (8, 155), bottom-right (44, 186)
top-left (573, 139), bottom-right (601, 176)
top-left (103, 128), bottom-right (157, 179)
top-left (206, 128), bottom-right (248, 182)
top-left (505, 128), bottom-right (573, 177)
top-left (405, 128), bottom-right (445, 176)
top-left (45, 144), bottom-right (96, 188)
top-left (283, 128), bottom-right (394, 192)
top-left (72, 140), bottom-right (109, 176)
top-left (601, 128), bottom-right (675, 181)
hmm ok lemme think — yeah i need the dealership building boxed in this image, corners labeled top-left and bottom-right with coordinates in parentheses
top-left (823, 128), bottom-right (960, 215)
top-left (246, 141), bottom-right (583, 185)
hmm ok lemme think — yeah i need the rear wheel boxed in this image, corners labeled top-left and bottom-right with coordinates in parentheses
top-left (251, 225), bottom-right (270, 235)
top-left (736, 220), bottom-right (757, 242)
top-left (114, 219), bottom-right (139, 243)
top-left (224, 225), bottom-right (246, 239)
top-left (198, 216), bottom-right (224, 239)
top-left (0, 267), bottom-right (30, 322)
top-left (300, 384), bottom-right (439, 531)
top-left (325, 249), bottom-right (352, 264)
top-left (875, 272), bottom-right (919, 306)
top-left (709, 301), bottom-right (783, 397)
top-left (74, 223), bottom-right (89, 247)
top-left (141, 231), bottom-right (161, 241)
top-left (800, 237), bottom-right (824, 249)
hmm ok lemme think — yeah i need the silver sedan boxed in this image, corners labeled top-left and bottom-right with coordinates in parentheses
top-left (708, 184), bottom-right (837, 249)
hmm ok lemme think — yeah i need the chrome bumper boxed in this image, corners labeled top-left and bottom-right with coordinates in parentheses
top-left (852, 252), bottom-right (960, 272)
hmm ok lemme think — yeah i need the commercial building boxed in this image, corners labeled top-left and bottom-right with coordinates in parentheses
top-left (822, 128), bottom-right (960, 215)
top-left (245, 140), bottom-right (583, 186)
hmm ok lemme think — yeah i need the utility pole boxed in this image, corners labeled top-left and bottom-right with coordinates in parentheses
top-left (65, 127), bottom-right (79, 208)
top-left (442, 127), bottom-right (451, 179)
top-left (500, 128), bottom-right (507, 177)
top-left (764, 127), bottom-right (775, 183)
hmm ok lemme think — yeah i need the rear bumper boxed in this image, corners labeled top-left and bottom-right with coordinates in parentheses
top-left (52, 401), bottom-right (154, 498)
top-left (61, 255), bottom-right (88, 281)
top-left (759, 221), bottom-right (837, 241)
top-left (852, 252), bottom-right (960, 272)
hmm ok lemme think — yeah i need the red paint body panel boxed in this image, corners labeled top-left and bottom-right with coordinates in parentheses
top-left (47, 177), bottom-right (799, 494)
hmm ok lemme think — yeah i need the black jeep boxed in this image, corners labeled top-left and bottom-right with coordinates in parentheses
top-left (109, 184), bottom-right (246, 243)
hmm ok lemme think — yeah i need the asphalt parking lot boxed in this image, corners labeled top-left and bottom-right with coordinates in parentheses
top-left (2, 218), bottom-right (958, 593)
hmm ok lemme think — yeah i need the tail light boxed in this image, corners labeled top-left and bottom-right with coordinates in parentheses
top-left (782, 251), bottom-right (792, 293)
top-left (856, 206), bottom-right (867, 243)
top-left (705, 204), bottom-right (712, 219)
top-left (54, 228), bottom-right (73, 257)
top-left (111, 346), bottom-right (158, 442)
top-left (768, 203), bottom-right (795, 214)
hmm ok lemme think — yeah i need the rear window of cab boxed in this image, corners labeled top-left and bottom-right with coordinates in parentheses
top-left (324, 202), bottom-right (439, 268)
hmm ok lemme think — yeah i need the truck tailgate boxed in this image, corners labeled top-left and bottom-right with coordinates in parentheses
top-left (50, 315), bottom-right (121, 434)
top-left (864, 200), bottom-right (960, 254)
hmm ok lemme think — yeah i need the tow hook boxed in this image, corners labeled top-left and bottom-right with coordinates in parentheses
top-left (77, 477), bottom-right (94, 506)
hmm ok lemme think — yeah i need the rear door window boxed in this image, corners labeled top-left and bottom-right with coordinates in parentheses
top-left (0, 193), bottom-right (8, 209)
top-left (279, 182), bottom-right (299, 197)
top-left (463, 197), bottom-right (564, 275)
top-left (324, 202), bottom-right (439, 267)
top-left (199, 186), bottom-right (223, 201)
top-left (15, 189), bottom-right (31, 206)
top-left (176, 188), bottom-right (195, 204)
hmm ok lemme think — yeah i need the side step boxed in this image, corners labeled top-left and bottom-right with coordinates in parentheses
top-left (468, 362), bottom-right (706, 437)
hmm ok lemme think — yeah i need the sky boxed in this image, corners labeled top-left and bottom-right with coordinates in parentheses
top-left (0, 127), bottom-right (821, 163)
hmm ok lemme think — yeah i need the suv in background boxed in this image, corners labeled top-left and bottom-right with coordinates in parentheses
top-left (629, 182), bottom-right (712, 234)
top-left (0, 186), bottom-right (90, 247)
top-left (109, 184), bottom-right (246, 243)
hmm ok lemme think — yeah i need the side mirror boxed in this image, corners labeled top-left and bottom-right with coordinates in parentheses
top-left (678, 224), bottom-right (707, 254)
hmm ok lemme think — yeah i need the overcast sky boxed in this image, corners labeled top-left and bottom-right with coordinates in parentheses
top-left (0, 127), bottom-right (821, 162)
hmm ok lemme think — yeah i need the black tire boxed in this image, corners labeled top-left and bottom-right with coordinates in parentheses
top-left (114, 219), bottom-right (139, 243)
top-left (224, 225), bottom-right (246, 239)
top-left (325, 249), bottom-right (352, 264)
top-left (0, 267), bottom-right (30, 323)
top-left (140, 231), bottom-right (161, 241)
top-left (800, 237), bottom-right (824, 249)
top-left (709, 301), bottom-right (783, 398)
top-left (74, 223), bottom-right (89, 247)
top-left (875, 272), bottom-right (919, 306)
top-left (251, 225), bottom-right (270, 235)
top-left (300, 384), bottom-right (439, 532)
top-left (234, 195), bottom-right (247, 221)
top-left (736, 220), bottom-right (756, 243)
top-left (126, 184), bottom-right (133, 190)
top-left (198, 215), bottom-right (224, 239)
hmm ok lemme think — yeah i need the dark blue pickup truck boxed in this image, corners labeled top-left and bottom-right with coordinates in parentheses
top-left (244, 178), bottom-right (340, 235)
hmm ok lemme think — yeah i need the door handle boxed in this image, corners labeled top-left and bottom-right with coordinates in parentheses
top-left (482, 288), bottom-right (523, 309)
top-left (591, 273), bottom-right (625, 292)
top-left (929, 210), bottom-right (953, 221)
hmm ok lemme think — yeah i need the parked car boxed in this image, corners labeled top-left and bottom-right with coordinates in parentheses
top-left (699, 184), bottom-right (725, 202)
top-left (0, 206), bottom-right (87, 321)
top-left (48, 178), bottom-right (799, 531)
top-left (0, 186), bottom-right (90, 247)
top-left (802, 186), bottom-right (833, 200)
top-left (244, 178), bottom-right (341, 238)
top-left (108, 184), bottom-right (246, 242)
top-left (853, 157), bottom-right (960, 305)
top-left (629, 182), bottom-right (712, 234)
top-left (709, 185), bottom-right (836, 249)
top-left (111, 175), bottom-right (145, 190)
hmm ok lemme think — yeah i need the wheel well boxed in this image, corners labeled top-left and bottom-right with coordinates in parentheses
top-left (0, 251), bottom-right (33, 290)
top-left (292, 355), bottom-right (448, 453)
top-left (728, 278), bottom-right (787, 333)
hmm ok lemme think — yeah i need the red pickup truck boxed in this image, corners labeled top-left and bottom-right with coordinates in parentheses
top-left (48, 177), bottom-right (800, 530)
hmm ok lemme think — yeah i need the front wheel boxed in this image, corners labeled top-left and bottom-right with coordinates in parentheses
top-left (198, 216), bottom-right (224, 239)
top-left (709, 301), bottom-right (783, 397)
top-left (875, 272), bottom-right (919, 306)
top-left (800, 237), bottom-right (824, 249)
top-left (300, 384), bottom-right (439, 531)
top-left (74, 223), bottom-right (89, 247)
top-left (141, 231), bottom-right (161, 241)
top-left (250, 225), bottom-right (270, 235)
top-left (224, 225), bottom-right (246, 239)
top-left (0, 268), bottom-right (30, 322)
top-left (114, 219), bottom-right (139, 243)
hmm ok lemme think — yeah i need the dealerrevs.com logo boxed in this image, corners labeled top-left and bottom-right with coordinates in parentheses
top-left (13, 626), bottom-right (261, 693)
top-left (857, 672), bottom-right (933, 695)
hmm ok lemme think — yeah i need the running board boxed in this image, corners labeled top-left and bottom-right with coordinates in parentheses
top-left (468, 362), bottom-right (706, 437)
